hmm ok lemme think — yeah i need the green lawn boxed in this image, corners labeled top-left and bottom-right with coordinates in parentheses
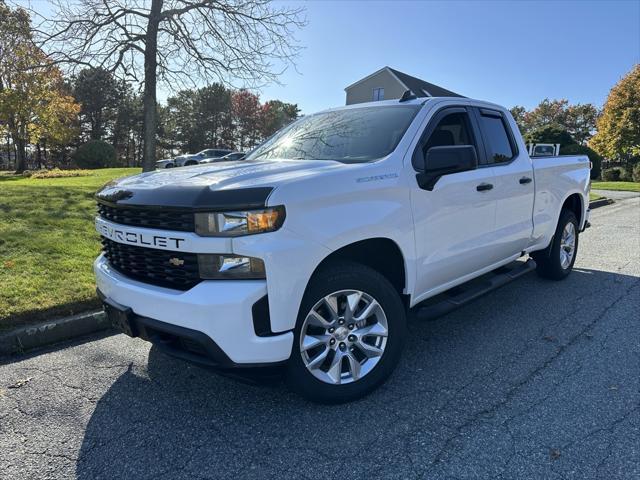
top-left (589, 192), bottom-right (603, 202)
top-left (0, 168), bottom-right (140, 330)
top-left (591, 181), bottom-right (640, 192)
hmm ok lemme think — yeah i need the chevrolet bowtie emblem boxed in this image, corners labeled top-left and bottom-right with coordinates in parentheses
top-left (169, 257), bottom-right (185, 267)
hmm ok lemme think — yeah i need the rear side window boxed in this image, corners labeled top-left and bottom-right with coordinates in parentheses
top-left (479, 113), bottom-right (515, 164)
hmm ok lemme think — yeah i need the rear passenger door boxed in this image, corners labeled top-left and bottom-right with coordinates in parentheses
top-left (473, 108), bottom-right (534, 258)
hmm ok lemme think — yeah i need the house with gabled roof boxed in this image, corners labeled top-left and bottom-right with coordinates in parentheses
top-left (345, 66), bottom-right (463, 105)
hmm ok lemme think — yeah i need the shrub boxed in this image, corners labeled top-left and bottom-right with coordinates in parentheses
top-left (525, 124), bottom-right (577, 146)
top-left (30, 169), bottom-right (92, 179)
top-left (601, 167), bottom-right (629, 181)
top-left (72, 140), bottom-right (116, 169)
top-left (632, 163), bottom-right (640, 183)
top-left (20, 170), bottom-right (32, 177)
top-left (560, 144), bottom-right (603, 180)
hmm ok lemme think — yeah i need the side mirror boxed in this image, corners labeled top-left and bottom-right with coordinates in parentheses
top-left (416, 145), bottom-right (478, 191)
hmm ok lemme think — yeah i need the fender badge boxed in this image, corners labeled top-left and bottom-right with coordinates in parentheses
top-left (356, 173), bottom-right (399, 183)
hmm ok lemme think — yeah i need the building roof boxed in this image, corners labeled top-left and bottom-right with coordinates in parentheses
top-left (344, 66), bottom-right (464, 98)
top-left (387, 67), bottom-right (464, 98)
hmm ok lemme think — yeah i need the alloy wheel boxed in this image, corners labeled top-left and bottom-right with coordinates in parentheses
top-left (299, 290), bottom-right (388, 385)
top-left (560, 222), bottom-right (576, 269)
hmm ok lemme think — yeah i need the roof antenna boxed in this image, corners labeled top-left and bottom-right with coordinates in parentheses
top-left (399, 90), bottom-right (417, 102)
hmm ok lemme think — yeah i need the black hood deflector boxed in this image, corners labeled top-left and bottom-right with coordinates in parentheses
top-left (96, 184), bottom-right (274, 211)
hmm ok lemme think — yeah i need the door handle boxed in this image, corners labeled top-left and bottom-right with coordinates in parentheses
top-left (476, 183), bottom-right (493, 192)
top-left (519, 177), bottom-right (532, 184)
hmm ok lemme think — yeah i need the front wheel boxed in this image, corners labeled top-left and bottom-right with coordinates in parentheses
top-left (286, 262), bottom-right (406, 403)
top-left (533, 209), bottom-right (579, 280)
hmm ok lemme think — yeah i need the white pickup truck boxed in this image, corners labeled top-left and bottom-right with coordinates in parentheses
top-left (95, 96), bottom-right (591, 403)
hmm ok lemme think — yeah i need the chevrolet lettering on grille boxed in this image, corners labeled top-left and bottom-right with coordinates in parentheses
top-left (96, 218), bottom-right (186, 250)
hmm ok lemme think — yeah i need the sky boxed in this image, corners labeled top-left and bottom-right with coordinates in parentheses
top-left (16, 0), bottom-right (640, 114)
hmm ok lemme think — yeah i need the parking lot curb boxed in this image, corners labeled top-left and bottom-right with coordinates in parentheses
top-left (589, 198), bottom-right (614, 209)
top-left (0, 310), bottom-right (109, 357)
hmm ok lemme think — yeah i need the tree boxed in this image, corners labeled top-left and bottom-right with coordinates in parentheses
top-left (509, 105), bottom-right (527, 135)
top-left (232, 89), bottom-right (261, 150)
top-left (73, 67), bottom-right (121, 140)
top-left (0, 2), bottom-right (79, 172)
top-left (590, 64), bottom-right (640, 163)
top-left (164, 89), bottom-right (200, 153)
top-left (525, 124), bottom-right (576, 146)
top-left (510, 98), bottom-right (599, 145)
top-left (73, 139), bottom-right (116, 169)
top-left (39, 0), bottom-right (305, 172)
top-left (261, 99), bottom-right (299, 138)
top-left (197, 84), bottom-right (234, 149)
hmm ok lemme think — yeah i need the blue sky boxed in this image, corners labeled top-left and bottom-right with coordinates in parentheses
top-left (18, 0), bottom-right (640, 113)
top-left (259, 0), bottom-right (640, 113)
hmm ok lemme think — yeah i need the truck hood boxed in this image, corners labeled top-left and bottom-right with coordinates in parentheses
top-left (96, 159), bottom-right (344, 209)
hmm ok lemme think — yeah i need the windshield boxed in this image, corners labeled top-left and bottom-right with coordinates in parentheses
top-left (247, 105), bottom-right (420, 163)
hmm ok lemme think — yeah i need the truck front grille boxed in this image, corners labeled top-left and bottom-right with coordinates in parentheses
top-left (101, 238), bottom-right (200, 290)
top-left (97, 202), bottom-right (194, 232)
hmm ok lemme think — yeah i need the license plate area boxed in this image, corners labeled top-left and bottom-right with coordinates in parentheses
top-left (103, 299), bottom-right (137, 337)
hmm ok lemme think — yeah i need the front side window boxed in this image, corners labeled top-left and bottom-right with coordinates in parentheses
top-left (373, 87), bottom-right (384, 101)
top-left (247, 105), bottom-right (420, 163)
top-left (479, 114), bottom-right (515, 164)
top-left (423, 112), bottom-right (474, 157)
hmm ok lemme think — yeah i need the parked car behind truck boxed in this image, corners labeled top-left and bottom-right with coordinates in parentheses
top-left (95, 96), bottom-right (590, 403)
top-left (155, 148), bottom-right (233, 169)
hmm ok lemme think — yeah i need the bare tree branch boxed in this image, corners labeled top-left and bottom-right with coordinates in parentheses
top-left (33, 0), bottom-right (305, 171)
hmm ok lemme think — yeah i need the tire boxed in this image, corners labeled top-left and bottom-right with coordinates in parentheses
top-left (286, 261), bottom-right (406, 403)
top-left (533, 209), bottom-right (579, 280)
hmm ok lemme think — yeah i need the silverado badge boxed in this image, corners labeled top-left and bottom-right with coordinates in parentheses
top-left (169, 257), bottom-right (185, 267)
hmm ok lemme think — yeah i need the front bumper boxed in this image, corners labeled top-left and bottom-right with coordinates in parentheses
top-left (94, 254), bottom-right (293, 366)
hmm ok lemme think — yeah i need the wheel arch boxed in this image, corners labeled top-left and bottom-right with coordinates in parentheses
top-left (309, 237), bottom-right (409, 300)
top-left (560, 192), bottom-right (584, 227)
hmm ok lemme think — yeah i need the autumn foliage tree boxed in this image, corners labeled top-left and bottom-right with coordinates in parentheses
top-left (590, 64), bottom-right (640, 164)
top-left (0, 1), bottom-right (79, 172)
top-left (510, 99), bottom-right (599, 145)
top-left (232, 90), bottom-right (261, 150)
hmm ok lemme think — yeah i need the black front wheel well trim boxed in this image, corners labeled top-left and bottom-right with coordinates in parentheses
top-left (310, 238), bottom-right (408, 297)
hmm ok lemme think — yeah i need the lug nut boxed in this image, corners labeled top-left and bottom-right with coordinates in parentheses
top-left (350, 347), bottom-right (355, 352)
top-left (348, 335), bottom-right (356, 342)
top-left (338, 319), bottom-right (345, 325)
top-left (328, 327), bottom-right (335, 333)
top-left (348, 324), bottom-right (354, 330)
top-left (339, 342), bottom-right (346, 350)
top-left (330, 338), bottom-right (336, 345)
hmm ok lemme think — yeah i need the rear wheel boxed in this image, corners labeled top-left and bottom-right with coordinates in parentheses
top-left (286, 262), bottom-right (406, 403)
top-left (533, 209), bottom-right (579, 280)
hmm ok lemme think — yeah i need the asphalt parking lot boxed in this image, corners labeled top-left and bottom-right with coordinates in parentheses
top-left (1, 197), bottom-right (639, 480)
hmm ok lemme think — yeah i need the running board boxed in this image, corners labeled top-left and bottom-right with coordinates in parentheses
top-left (414, 258), bottom-right (537, 320)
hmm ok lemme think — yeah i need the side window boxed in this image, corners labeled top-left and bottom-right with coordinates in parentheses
top-left (373, 87), bottom-right (384, 101)
top-left (423, 112), bottom-right (474, 158)
top-left (479, 113), bottom-right (515, 164)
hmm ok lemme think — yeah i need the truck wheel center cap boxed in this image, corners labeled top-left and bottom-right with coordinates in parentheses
top-left (334, 326), bottom-right (349, 341)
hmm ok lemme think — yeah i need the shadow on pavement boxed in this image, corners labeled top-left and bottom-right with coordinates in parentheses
top-left (75, 268), bottom-right (640, 479)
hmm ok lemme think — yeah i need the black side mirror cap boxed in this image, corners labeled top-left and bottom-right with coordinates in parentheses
top-left (416, 145), bottom-right (478, 191)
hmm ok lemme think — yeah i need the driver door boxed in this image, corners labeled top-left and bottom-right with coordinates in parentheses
top-left (410, 107), bottom-right (501, 299)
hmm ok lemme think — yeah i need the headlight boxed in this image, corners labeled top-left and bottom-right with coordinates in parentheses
top-left (198, 254), bottom-right (265, 279)
top-left (194, 206), bottom-right (285, 237)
